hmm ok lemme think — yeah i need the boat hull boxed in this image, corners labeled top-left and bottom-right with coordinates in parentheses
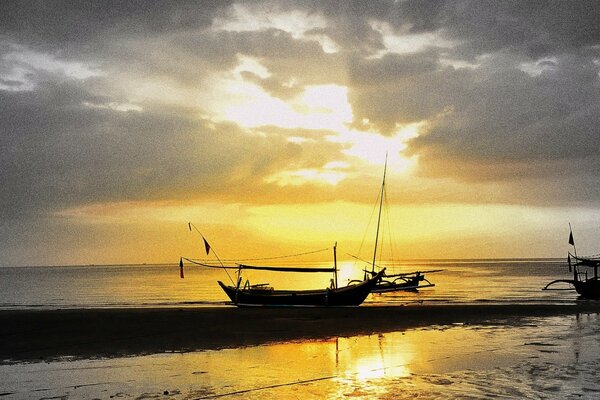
top-left (574, 279), bottom-right (600, 299)
top-left (218, 270), bottom-right (384, 307)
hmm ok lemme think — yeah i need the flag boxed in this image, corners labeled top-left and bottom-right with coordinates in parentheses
top-left (568, 231), bottom-right (575, 246)
top-left (179, 257), bottom-right (184, 279)
top-left (203, 238), bottom-right (211, 255)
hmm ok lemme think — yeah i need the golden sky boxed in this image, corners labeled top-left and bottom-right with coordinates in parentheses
top-left (2, 1), bottom-right (600, 266)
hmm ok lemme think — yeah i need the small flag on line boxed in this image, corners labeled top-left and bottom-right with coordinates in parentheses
top-left (203, 238), bottom-right (211, 255)
top-left (568, 231), bottom-right (575, 246)
top-left (179, 257), bottom-right (184, 279)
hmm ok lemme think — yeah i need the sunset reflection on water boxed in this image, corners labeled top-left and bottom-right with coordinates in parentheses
top-left (3, 314), bottom-right (600, 399)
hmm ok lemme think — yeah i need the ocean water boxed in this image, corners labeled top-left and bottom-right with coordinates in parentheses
top-left (0, 259), bottom-right (578, 309)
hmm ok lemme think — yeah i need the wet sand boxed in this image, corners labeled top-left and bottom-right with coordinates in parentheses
top-left (2, 303), bottom-right (600, 362)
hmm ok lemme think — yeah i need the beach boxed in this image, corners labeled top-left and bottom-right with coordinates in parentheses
top-left (3, 304), bottom-right (600, 399)
top-left (3, 303), bottom-right (600, 362)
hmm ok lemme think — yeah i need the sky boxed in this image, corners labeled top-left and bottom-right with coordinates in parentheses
top-left (2, 1), bottom-right (600, 266)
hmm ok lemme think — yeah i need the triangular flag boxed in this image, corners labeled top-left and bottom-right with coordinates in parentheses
top-left (203, 238), bottom-right (211, 255)
top-left (179, 257), bottom-right (184, 279)
top-left (568, 231), bottom-right (575, 246)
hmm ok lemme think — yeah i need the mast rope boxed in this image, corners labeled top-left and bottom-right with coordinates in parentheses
top-left (186, 247), bottom-right (330, 263)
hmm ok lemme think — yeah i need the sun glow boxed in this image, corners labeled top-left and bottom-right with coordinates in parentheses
top-left (220, 79), bottom-right (352, 131)
top-left (265, 168), bottom-right (346, 186)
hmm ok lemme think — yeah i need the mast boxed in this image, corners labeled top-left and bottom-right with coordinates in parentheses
top-left (372, 154), bottom-right (388, 274)
top-left (333, 242), bottom-right (338, 289)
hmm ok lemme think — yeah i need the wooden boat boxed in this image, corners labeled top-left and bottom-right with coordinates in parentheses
top-left (369, 270), bottom-right (441, 293)
top-left (181, 234), bottom-right (385, 307)
top-left (356, 156), bottom-right (438, 293)
top-left (543, 253), bottom-right (600, 299)
top-left (218, 265), bottom-right (385, 307)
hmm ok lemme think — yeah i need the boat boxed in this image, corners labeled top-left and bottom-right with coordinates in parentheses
top-left (543, 253), bottom-right (600, 299)
top-left (181, 233), bottom-right (385, 306)
top-left (352, 155), bottom-right (439, 293)
top-left (217, 261), bottom-right (385, 307)
top-left (368, 270), bottom-right (441, 293)
top-left (543, 226), bottom-right (600, 298)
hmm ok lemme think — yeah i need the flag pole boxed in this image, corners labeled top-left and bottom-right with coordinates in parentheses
top-left (188, 222), bottom-right (235, 285)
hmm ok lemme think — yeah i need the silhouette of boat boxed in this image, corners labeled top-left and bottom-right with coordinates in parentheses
top-left (181, 231), bottom-right (385, 307)
top-left (353, 155), bottom-right (439, 293)
top-left (544, 226), bottom-right (600, 298)
top-left (217, 262), bottom-right (385, 306)
top-left (544, 253), bottom-right (600, 298)
top-left (369, 269), bottom-right (441, 293)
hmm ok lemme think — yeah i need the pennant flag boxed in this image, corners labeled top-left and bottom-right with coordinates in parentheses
top-left (179, 257), bottom-right (184, 279)
top-left (203, 238), bottom-right (211, 255)
top-left (568, 231), bottom-right (575, 246)
top-left (188, 222), bottom-right (192, 231)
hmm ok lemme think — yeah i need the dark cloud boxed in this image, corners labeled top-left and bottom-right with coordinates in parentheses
top-left (0, 0), bottom-right (232, 51)
top-left (0, 78), bottom-right (345, 220)
top-left (1, 0), bottom-right (600, 237)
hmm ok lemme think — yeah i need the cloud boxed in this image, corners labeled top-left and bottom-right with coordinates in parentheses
top-left (0, 78), bottom-right (354, 219)
top-left (0, 1), bottom-right (231, 51)
top-left (3, 1), bottom-right (600, 265)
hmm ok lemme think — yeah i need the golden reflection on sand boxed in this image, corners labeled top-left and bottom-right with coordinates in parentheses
top-left (4, 314), bottom-right (600, 399)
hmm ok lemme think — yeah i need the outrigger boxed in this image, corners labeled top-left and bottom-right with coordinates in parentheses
top-left (543, 225), bottom-right (600, 298)
top-left (367, 269), bottom-right (441, 293)
top-left (543, 253), bottom-right (600, 299)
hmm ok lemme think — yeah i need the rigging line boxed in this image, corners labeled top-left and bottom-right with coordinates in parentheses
top-left (188, 222), bottom-right (235, 285)
top-left (346, 253), bottom-right (384, 271)
top-left (372, 154), bottom-right (388, 273)
top-left (355, 185), bottom-right (381, 271)
top-left (181, 258), bottom-right (238, 269)
top-left (189, 248), bottom-right (330, 263)
top-left (383, 185), bottom-right (396, 269)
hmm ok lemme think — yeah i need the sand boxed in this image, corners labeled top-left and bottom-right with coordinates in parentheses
top-left (3, 303), bottom-right (600, 362)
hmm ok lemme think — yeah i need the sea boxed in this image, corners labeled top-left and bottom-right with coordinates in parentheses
top-left (4, 259), bottom-right (600, 399)
top-left (0, 258), bottom-right (579, 309)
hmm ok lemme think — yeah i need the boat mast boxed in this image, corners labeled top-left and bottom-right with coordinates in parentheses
top-left (372, 154), bottom-right (388, 274)
top-left (333, 242), bottom-right (338, 289)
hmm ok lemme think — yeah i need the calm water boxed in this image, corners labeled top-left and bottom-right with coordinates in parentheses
top-left (0, 259), bottom-right (579, 309)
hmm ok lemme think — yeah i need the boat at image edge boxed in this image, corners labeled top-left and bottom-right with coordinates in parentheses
top-left (544, 253), bottom-right (600, 299)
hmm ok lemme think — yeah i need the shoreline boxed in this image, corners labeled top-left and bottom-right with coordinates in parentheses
top-left (2, 303), bottom-right (600, 362)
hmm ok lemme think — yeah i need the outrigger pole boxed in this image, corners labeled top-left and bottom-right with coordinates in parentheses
top-left (188, 222), bottom-right (235, 285)
top-left (372, 154), bottom-right (388, 275)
